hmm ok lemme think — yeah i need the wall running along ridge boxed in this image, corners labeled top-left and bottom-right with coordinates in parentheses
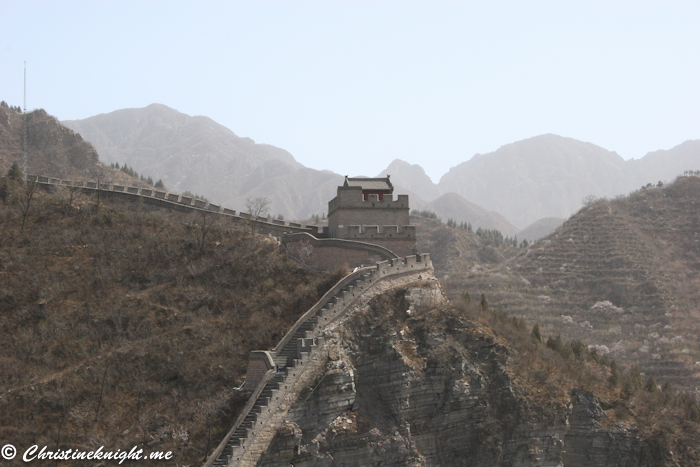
top-left (30, 176), bottom-right (416, 270)
top-left (29, 175), bottom-right (322, 236)
top-left (204, 254), bottom-right (434, 467)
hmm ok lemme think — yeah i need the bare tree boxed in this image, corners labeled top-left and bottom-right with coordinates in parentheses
top-left (299, 238), bottom-right (314, 258)
top-left (192, 208), bottom-right (219, 253)
top-left (198, 396), bottom-right (229, 461)
top-left (89, 165), bottom-right (114, 212)
top-left (245, 196), bottom-right (271, 234)
top-left (17, 175), bottom-right (40, 237)
top-left (581, 194), bottom-right (598, 209)
top-left (65, 182), bottom-right (81, 208)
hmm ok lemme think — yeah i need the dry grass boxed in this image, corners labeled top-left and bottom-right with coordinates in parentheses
top-left (0, 186), bottom-right (343, 466)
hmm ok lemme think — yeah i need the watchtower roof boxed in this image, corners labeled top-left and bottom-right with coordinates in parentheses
top-left (343, 175), bottom-right (393, 192)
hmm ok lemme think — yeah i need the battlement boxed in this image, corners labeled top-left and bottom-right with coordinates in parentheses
top-left (328, 186), bottom-right (409, 215)
top-left (326, 178), bottom-right (414, 256)
top-left (28, 175), bottom-right (324, 237)
top-left (343, 224), bottom-right (415, 240)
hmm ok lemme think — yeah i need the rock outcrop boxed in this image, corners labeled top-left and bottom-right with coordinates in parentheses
top-left (255, 282), bottom-right (673, 467)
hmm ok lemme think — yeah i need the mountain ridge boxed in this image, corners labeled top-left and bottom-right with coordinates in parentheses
top-left (62, 104), bottom-right (698, 230)
top-left (62, 103), bottom-right (340, 219)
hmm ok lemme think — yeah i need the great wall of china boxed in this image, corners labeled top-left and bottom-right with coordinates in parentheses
top-left (28, 174), bottom-right (438, 466)
top-left (28, 175), bottom-right (407, 271)
top-left (204, 254), bottom-right (434, 467)
top-left (29, 175), bottom-right (323, 236)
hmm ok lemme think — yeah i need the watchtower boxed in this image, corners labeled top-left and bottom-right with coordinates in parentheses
top-left (326, 176), bottom-right (415, 256)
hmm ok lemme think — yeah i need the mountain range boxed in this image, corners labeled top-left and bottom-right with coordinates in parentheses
top-left (63, 104), bottom-right (699, 234)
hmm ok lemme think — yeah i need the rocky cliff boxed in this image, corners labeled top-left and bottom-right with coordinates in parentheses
top-left (253, 282), bottom-right (678, 466)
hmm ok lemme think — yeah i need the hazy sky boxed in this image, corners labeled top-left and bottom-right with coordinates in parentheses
top-left (2, 1), bottom-right (698, 181)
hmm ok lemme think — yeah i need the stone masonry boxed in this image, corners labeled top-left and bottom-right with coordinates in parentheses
top-left (204, 254), bottom-right (434, 467)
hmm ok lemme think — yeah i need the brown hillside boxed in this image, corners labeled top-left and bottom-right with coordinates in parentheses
top-left (0, 102), bottom-right (100, 178)
top-left (413, 214), bottom-right (520, 280)
top-left (452, 175), bottom-right (700, 390)
top-left (0, 102), bottom-right (152, 189)
top-left (0, 188), bottom-right (343, 466)
top-left (1, 178), bottom-right (699, 465)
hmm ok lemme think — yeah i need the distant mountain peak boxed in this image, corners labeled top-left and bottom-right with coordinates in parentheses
top-left (377, 159), bottom-right (440, 202)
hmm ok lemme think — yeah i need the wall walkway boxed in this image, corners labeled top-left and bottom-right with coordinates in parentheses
top-left (204, 254), bottom-right (434, 467)
top-left (29, 175), bottom-right (323, 237)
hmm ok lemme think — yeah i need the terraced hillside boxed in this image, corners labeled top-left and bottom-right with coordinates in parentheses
top-left (451, 175), bottom-right (700, 390)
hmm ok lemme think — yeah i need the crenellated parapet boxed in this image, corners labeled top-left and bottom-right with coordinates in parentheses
top-left (204, 253), bottom-right (434, 467)
top-left (28, 175), bottom-right (324, 237)
top-left (328, 187), bottom-right (409, 215)
top-left (344, 224), bottom-right (415, 240)
top-left (327, 181), bottom-right (413, 247)
top-left (30, 174), bottom-right (420, 268)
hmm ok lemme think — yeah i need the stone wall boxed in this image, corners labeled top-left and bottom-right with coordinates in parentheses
top-left (33, 175), bottom-right (419, 270)
top-left (243, 351), bottom-right (275, 390)
top-left (282, 233), bottom-right (399, 271)
top-left (328, 186), bottom-right (411, 238)
top-left (286, 243), bottom-right (388, 271)
top-left (31, 175), bottom-right (323, 237)
top-left (204, 255), bottom-right (434, 467)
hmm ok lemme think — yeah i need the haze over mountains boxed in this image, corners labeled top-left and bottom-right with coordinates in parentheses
top-left (63, 104), bottom-right (699, 233)
top-left (63, 104), bottom-right (344, 220)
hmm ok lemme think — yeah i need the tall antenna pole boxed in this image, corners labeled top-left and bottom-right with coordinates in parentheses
top-left (23, 61), bottom-right (28, 181)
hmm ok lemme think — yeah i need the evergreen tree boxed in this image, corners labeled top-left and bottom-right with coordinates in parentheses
top-left (480, 293), bottom-right (489, 312)
top-left (645, 376), bottom-right (658, 393)
top-left (609, 360), bottom-right (620, 387)
top-left (546, 334), bottom-right (563, 352)
top-left (7, 162), bottom-right (23, 180)
top-left (571, 339), bottom-right (586, 358)
top-left (462, 291), bottom-right (472, 304)
top-left (531, 324), bottom-right (542, 343)
top-left (623, 365), bottom-right (643, 396)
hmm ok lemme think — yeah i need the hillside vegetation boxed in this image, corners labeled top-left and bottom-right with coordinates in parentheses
top-left (0, 101), bottom-right (158, 190)
top-left (0, 102), bottom-right (99, 178)
top-left (413, 212), bottom-right (523, 281)
top-left (0, 184), bottom-right (343, 466)
top-left (452, 175), bottom-right (700, 390)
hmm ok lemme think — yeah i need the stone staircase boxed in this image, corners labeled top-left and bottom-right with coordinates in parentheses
top-left (204, 255), bottom-right (433, 467)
